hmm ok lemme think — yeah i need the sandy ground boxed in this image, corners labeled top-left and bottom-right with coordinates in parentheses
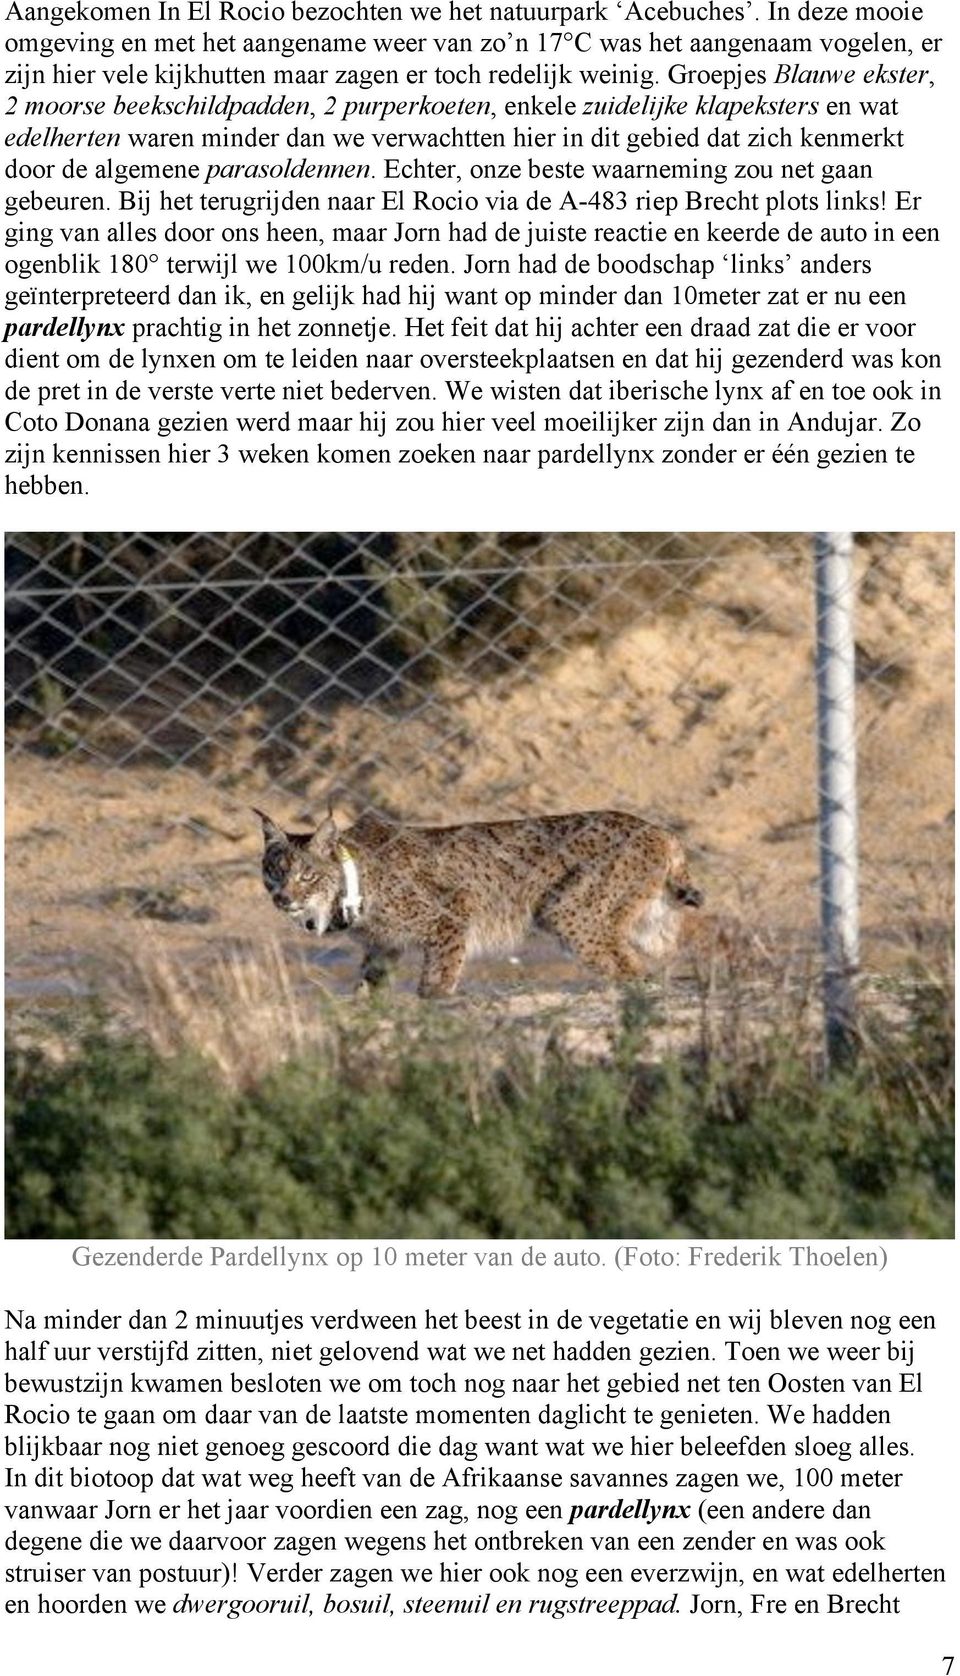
top-left (5, 536), bottom-right (953, 1015)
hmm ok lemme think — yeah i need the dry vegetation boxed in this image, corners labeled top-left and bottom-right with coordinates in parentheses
top-left (6, 529), bottom-right (953, 1240)
top-left (6, 940), bottom-right (953, 1240)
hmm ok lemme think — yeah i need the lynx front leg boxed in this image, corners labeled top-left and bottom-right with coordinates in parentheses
top-left (354, 943), bottom-right (401, 999)
top-left (417, 894), bottom-right (472, 999)
top-left (418, 934), bottom-right (468, 999)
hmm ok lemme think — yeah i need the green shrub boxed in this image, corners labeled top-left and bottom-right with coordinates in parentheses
top-left (6, 989), bottom-right (952, 1240)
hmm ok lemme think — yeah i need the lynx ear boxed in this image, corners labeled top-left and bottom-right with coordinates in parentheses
top-left (306, 812), bottom-right (339, 851)
top-left (253, 808), bottom-right (286, 847)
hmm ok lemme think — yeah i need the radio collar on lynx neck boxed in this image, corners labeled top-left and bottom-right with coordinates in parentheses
top-left (337, 843), bottom-right (363, 925)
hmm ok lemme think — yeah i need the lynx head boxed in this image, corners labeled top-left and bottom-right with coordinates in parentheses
top-left (255, 809), bottom-right (343, 936)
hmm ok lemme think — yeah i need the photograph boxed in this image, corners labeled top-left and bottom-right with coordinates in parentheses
top-left (4, 532), bottom-right (954, 1241)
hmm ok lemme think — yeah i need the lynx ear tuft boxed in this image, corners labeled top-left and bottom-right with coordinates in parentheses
top-left (253, 808), bottom-right (286, 846)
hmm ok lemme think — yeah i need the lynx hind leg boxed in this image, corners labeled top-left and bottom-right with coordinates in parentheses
top-left (540, 868), bottom-right (647, 981)
top-left (570, 932), bottom-right (646, 982)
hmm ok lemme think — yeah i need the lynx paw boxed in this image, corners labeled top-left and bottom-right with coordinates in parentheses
top-left (417, 981), bottom-right (458, 1001)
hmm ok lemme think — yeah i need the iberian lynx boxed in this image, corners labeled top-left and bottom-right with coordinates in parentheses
top-left (257, 807), bottom-right (702, 998)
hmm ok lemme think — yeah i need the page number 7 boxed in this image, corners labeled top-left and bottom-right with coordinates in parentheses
top-left (943, 1659), bottom-right (954, 1674)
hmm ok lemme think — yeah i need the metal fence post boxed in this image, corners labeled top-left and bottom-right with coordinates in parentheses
top-left (814, 532), bottom-right (860, 1063)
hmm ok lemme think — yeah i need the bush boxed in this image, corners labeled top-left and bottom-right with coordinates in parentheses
top-left (6, 991), bottom-right (952, 1240)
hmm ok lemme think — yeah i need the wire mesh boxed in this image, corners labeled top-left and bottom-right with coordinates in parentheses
top-left (4, 531), bottom-right (954, 1031)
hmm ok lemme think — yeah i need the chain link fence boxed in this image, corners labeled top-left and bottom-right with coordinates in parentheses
top-left (4, 531), bottom-right (954, 1038)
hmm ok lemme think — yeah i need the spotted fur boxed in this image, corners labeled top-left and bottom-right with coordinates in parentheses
top-left (256, 807), bottom-right (703, 999)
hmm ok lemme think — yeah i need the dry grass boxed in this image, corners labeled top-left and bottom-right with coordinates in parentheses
top-left (106, 936), bottom-right (338, 1088)
top-left (856, 941), bottom-right (955, 1125)
top-left (9, 859), bottom-right (940, 1102)
top-left (76, 923), bottom-right (934, 1097)
top-left (98, 936), bottom-right (544, 1097)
